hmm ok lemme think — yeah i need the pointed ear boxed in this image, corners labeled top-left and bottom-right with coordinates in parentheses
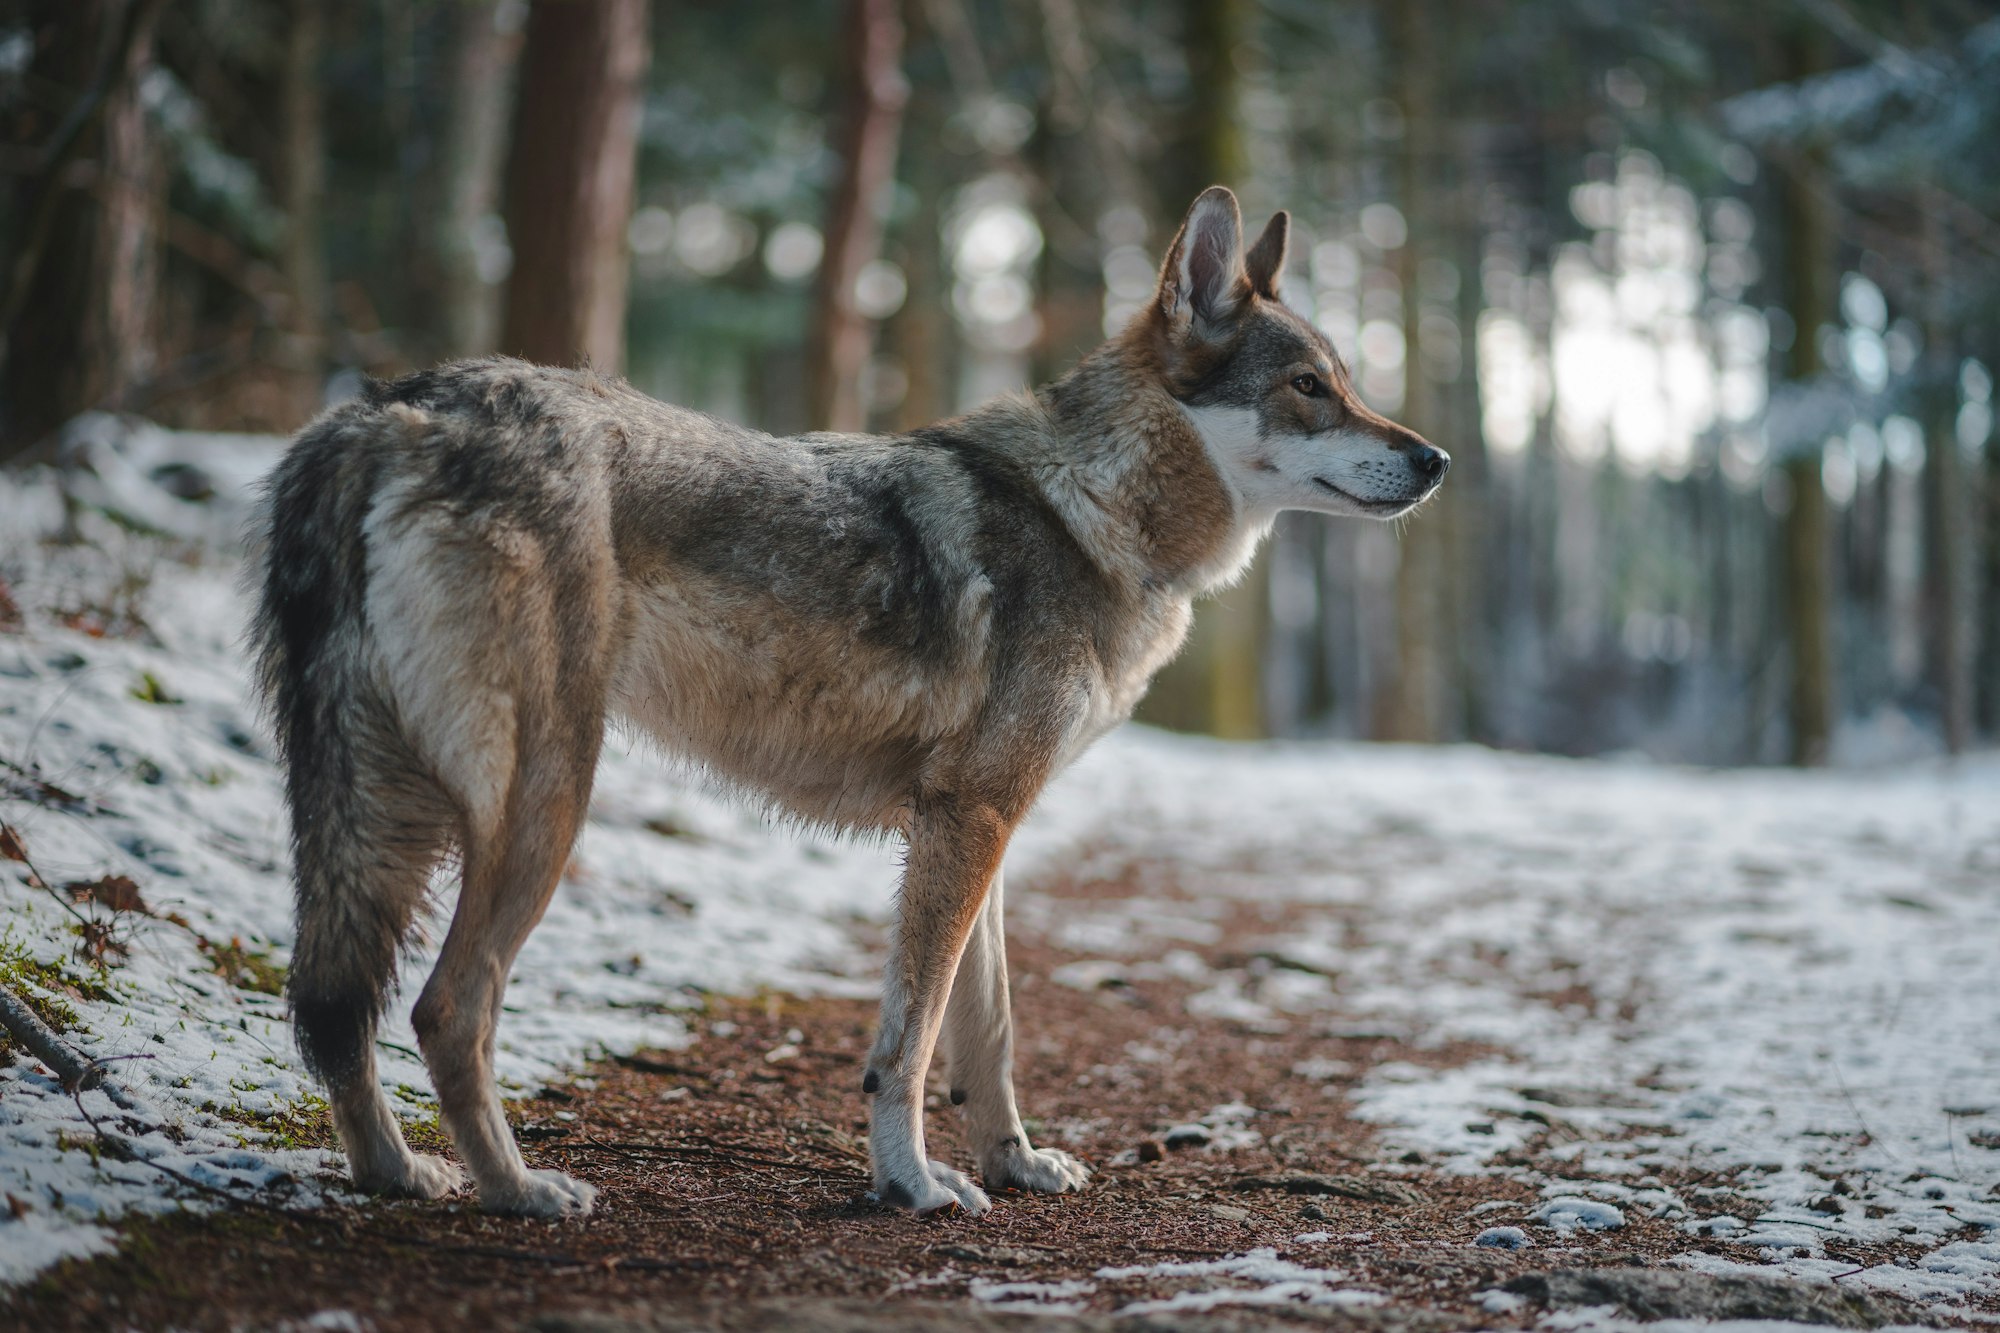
top-left (1244, 211), bottom-right (1289, 299)
top-left (1157, 186), bottom-right (1249, 337)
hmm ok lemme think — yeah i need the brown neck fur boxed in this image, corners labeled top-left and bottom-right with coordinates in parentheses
top-left (1032, 320), bottom-right (1242, 593)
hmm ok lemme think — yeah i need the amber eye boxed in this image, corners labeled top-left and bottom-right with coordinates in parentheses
top-left (1291, 373), bottom-right (1320, 396)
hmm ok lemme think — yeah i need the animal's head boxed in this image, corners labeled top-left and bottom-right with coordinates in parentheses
top-left (1140, 185), bottom-right (1447, 520)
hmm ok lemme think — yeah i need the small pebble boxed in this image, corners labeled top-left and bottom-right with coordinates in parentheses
top-left (1530, 1197), bottom-right (1626, 1233)
top-left (1164, 1123), bottom-right (1212, 1150)
top-left (1475, 1225), bottom-right (1533, 1250)
top-left (1207, 1204), bottom-right (1251, 1222)
top-left (1137, 1139), bottom-right (1166, 1163)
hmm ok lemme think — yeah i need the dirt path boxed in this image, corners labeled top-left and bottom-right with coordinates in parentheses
top-left (1, 868), bottom-right (1972, 1332)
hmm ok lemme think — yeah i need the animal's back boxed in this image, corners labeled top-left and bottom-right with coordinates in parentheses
top-left (252, 358), bottom-right (1037, 834)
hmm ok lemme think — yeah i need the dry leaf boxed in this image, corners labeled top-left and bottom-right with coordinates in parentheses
top-left (65, 874), bottom-right (150, 915)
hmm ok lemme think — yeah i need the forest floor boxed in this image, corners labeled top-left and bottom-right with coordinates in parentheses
top-left (5, 429), bottom-right (2000, 1331)
top-left (3, 878), bottom-right (1992, 1333)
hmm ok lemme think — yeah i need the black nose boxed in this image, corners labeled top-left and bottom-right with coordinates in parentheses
top-left (1412, 443), bottom-right (1450, 483)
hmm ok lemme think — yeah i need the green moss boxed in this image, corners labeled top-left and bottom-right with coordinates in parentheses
top-left (129, 671), bottom-right (180, 705)
top-left (196, 936), bottom-right (285, 995)
top-left (0, 930), bottom-right (92, 1031)
top-left (211, 1093), bottom-right (334, 1151)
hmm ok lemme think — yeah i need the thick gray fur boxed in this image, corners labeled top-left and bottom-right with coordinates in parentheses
top-left (248, 186), bottom-right (1444, 1219)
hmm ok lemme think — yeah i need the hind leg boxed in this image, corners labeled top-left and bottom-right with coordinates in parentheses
top-left (412, 758), bottom-right (597, 1218)
top-left (291, 776), bottom-right (462, 1200)
top-left (942, 868), bottom-right (1089, 1195)
top-left (331, 1040), bottom-right (464, 1200)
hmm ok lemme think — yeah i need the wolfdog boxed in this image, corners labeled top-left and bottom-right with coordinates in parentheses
top-left (250, 186), bottom-right (1446, 1219)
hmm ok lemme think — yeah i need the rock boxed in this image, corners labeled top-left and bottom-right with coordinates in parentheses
top-left (1136, 1138), bottom-right (1166, 1163)
top-left (1206, 1203), bottom-right (1251, 1222)
top-left (1517, 1086), bottom-right (1633, 1109)
top-left (1162, 1123), bottom-right (1211, 1149)
top-left (1229, 1172), bottom-right (1425, 1205)
top-left (1474, 1226), bottom-right (1533, 1250)
top-left (933, 1243), bottom-right (1043, 1268)
top-left (1503, 1269), bottom-right (1932, 1329)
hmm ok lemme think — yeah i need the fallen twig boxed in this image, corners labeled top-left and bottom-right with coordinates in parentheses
top-left (555, 1136), bottom-right (859, 1177)
top-left (0, 984), bottom-right (96, 1086)
top-left (1, 984), bottom-right (146, 1110)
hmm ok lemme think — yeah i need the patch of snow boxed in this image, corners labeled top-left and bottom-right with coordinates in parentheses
top-left (1539, 1314), bottom-right (1936, 1333)
top-left (1672, 1246), bottom-right (2000, 1312)
top-left (1047, 958), bottom-right (1127, 991)
top-left (1095, 1247), bottom-right (1382, 1316)
top-left (298, 1314), bottom-right (368, 1333)
top-left (1192, 1101), bottom-right (1263, 1152)
top-left (1291, 1056), bottom-right (1354, 1081)
top-left (968, 1276), bottom-right (1096, 1313)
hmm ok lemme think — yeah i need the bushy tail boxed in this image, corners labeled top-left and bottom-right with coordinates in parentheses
top-left (249, 405), bottom-right (425, 1087)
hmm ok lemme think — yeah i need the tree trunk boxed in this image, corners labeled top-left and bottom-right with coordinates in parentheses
top-left (1446, 172), bottom-right (1489, 742)
top-left (1381, 0), bottom-right (1449, 743)
top-left (1781, 452), bottom-right (1833, 763)
top-left (885, 9), bottom-right (948, 435)
top-left (890, 80), bottom-right (949, 433)
top-left (439, 0), bottom-right (524, 358)
top-left (280, 0), bottom-right (328, 420)
top-left (1, 0), bottom-right (163, 456)
top-left (1171, 0), bottom-right (1249, 209)
top-left (499, 0), bottom-right (650, 373)
top-left (1133, 0), bottom-right (1269, 740)
top-left (1919, 186), bottom-right (1973, 755)
top-left (1771, 30), bottom-right (1837, 766)
top-left (806, 0), bottom-right (907, 432)
top-left (90, 0), bottom-right (164, 412)
top-left (1981, 427), bottom-right (2000, 740)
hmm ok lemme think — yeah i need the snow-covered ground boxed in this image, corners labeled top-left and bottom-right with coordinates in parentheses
top-left (0, 423), bottom-right (903, 1281)
top-left (1017, 735), bottom-right (2000, 1315)
top-left (2, 424), bottom-right (1997, 1317)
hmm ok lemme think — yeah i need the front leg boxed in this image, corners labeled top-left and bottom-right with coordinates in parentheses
top-left (942, 867), bottom-right (1089, 1195)
top-left (864, 792), bottom-right (1012, 1215)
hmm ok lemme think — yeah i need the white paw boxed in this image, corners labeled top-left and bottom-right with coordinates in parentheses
top-left (877, 1159), bottom-right (993, 1216)
top-left (985, 1141), bottom-right (1091, 1195)
top-left (354, 1151), bottom-right (464, 1201)
top-left (481, 1167), bottom-right (598, 1219)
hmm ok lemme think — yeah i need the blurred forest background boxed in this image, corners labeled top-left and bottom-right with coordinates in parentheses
top-left (3, 0), bottom-right (1997, 767)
